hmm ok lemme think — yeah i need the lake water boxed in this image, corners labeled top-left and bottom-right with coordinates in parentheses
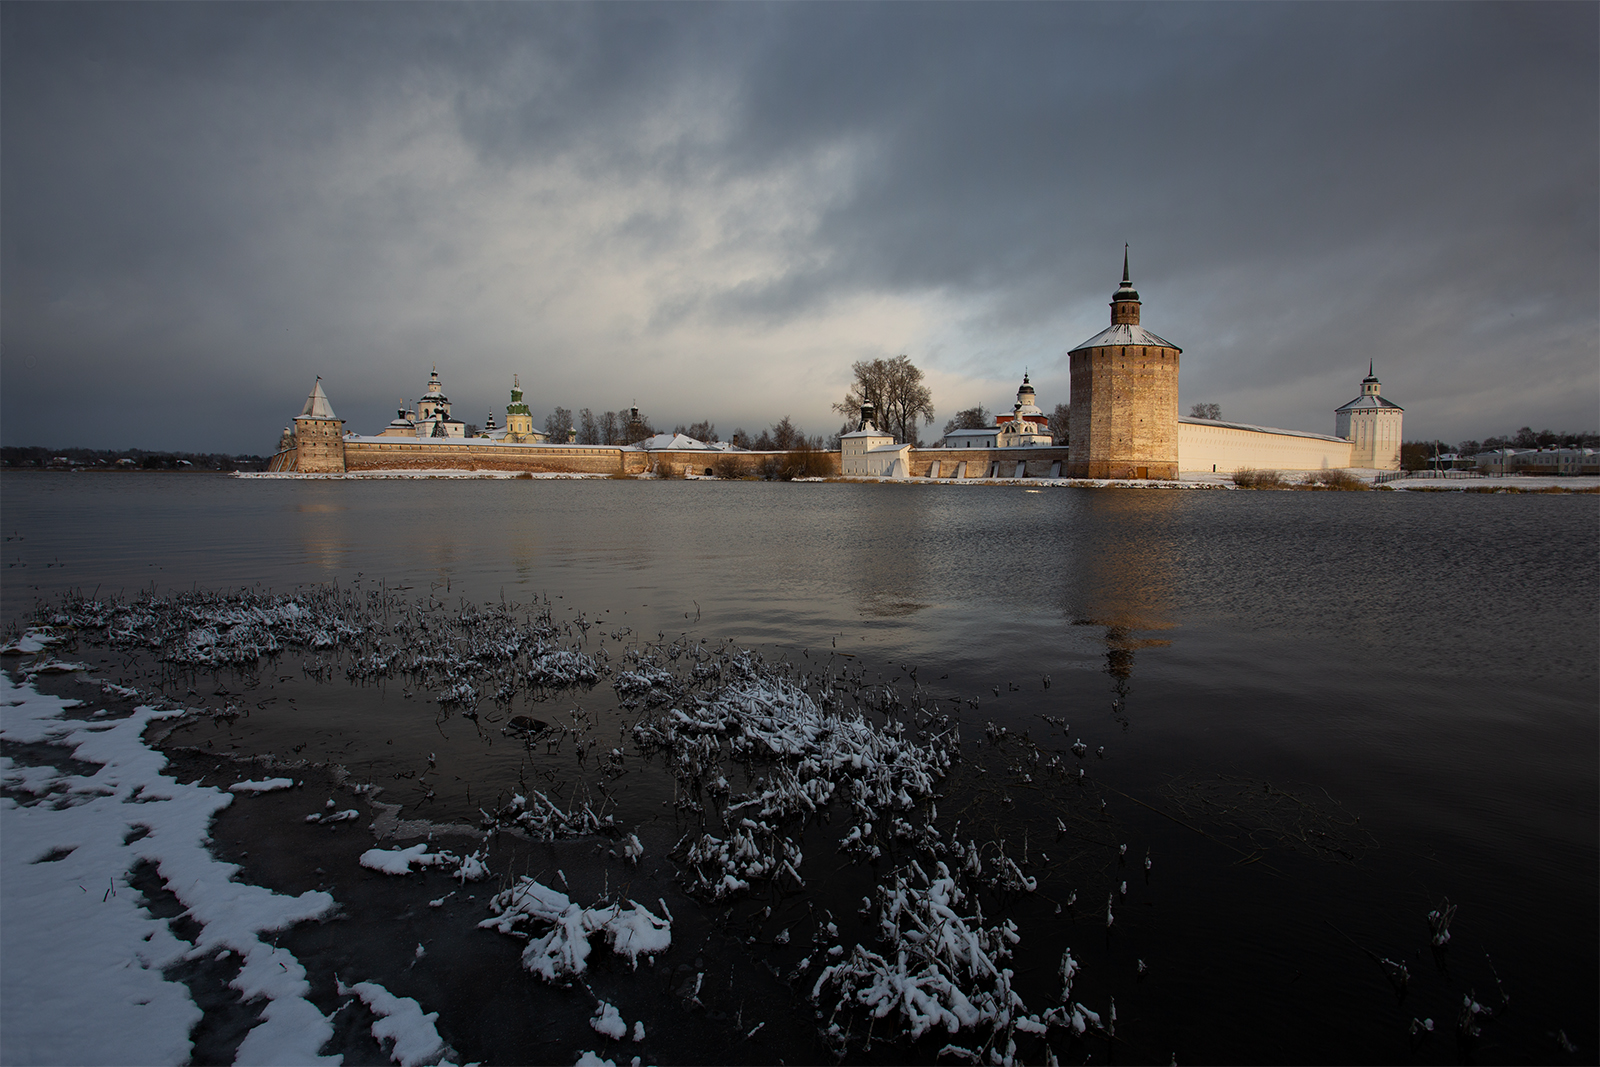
top-left (3, 472), bottom-right (1596, 1065)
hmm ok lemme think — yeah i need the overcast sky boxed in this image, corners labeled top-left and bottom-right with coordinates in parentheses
top-left (3, 2), bottom-right (1595, 453)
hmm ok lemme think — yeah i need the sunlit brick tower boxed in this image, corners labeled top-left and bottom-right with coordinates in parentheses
top-left (292, 378), bottom-right (346, 473)
top-left (1066, 248), bottom-right (1182, 479)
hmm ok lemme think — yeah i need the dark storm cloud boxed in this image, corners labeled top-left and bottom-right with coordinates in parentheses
top-left (2, 3), bottom-right (1594, 452)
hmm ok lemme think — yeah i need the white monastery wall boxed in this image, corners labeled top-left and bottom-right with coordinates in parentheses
top-left (1177, 418), bottom-right (1353, 473)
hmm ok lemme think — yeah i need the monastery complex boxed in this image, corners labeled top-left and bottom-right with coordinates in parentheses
top-left (269, 255), bottom-right (1403, 479)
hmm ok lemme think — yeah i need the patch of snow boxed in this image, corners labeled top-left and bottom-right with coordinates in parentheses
top-left (0, 672), bottom-right (337, 1066)
top-left (0, 628), bottom-right (69, 655)
top-left (339, 978), bottom-right (454, 1066)
top-left (229, 777), bottom-right (295, 794)
top-left (359, 843), bottom-right (465, 877)
top-left (589, 1000), bottom-right (627, 1040)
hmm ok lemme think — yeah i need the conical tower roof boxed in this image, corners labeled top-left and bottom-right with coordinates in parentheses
top-left (299, 378), bottom-right (339, 420)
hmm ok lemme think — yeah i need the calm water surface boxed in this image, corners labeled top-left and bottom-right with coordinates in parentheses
top-left (3, 472), bottom-right (1595, 1064)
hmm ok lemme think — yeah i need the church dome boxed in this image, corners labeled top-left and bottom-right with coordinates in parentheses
top-left (1012, 373), bottom-right (1044, 418)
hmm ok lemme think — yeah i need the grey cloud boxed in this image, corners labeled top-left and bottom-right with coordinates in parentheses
top-left (2, 3), bottom-right (1595, 451)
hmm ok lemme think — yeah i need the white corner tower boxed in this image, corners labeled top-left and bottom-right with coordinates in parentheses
top-left (1334, 363), bottom-right (1403, 470)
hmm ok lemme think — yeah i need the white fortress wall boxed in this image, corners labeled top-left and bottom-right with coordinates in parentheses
top-left (1178, 417), bottom-right (1353, 473)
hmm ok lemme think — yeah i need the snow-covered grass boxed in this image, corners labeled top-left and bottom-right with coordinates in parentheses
top-left (359, 844), bottom-right (490, 882)
top-left (477, 877), bottom-right (672, 981)
top-left (810, 860), bottom-right (1103, 1061)
top-left (630, 672), bottom-right (955, 902)
top-left (0, 672), bottom-right (340, 1065)
top-left (18, 582), bottom-right (1127, 1062)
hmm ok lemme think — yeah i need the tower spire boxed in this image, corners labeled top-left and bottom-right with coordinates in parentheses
top-left (1110, 245), bottom-right (1141, 325)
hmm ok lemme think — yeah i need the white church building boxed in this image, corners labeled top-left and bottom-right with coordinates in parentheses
top-left (840, 402), bottom-right (911, 477)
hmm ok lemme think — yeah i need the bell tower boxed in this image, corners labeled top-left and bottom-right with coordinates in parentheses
top-left (505, 374), bottom-right (535, 441)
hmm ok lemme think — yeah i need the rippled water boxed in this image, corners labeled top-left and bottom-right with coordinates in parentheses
top-left (3, 472), bottom-right (1595, 1064)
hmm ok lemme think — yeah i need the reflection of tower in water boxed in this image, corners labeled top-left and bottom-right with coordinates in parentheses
top-left (1072, 494), bottom-right (1175, 718)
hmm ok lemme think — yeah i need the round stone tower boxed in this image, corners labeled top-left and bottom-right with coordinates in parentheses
top-left (1066, 248), bottom-right (1182, 479)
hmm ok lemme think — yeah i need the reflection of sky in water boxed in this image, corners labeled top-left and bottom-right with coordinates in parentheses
top-left (7, 475), bottom-right (1596, 689)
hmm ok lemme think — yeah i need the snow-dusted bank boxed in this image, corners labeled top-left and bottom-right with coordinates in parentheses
top-left (10, 576), bottom-right (1558, 1063)
top-left (12, 584), bottom-right (1135, 1063)
top-left (0, 664), bottom-right (466, 1066)
top-left (0, 670), bottom-right (343, 1065)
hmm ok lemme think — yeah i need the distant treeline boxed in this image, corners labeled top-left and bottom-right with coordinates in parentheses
top-left (1401, 427), bottom-right (1600, 469)
top-left (1, 446), bottom-right (270, 471)
top-left (540, 405), bottom-right (834, 450)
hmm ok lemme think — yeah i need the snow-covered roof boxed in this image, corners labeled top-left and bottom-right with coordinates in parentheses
top-left (635, 433), bottom-right (714, 451)
top-left (1334, 394), bottom-right (1404, 412)
top-left (1000, 420), bottom-right (1051, 435)
top-left (1177, 416), bottom-right (1347, 444)
top-left (299, 379), bottom-right (339, 420)
top-left (1069, 323), bottom-right (1181, 353)
top-left (944, 428), bottom-right (995, 438)
top-left (867, 442), bottom-right (910, 454)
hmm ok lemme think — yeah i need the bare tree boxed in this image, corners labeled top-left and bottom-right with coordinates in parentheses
top-left (1190, 402), bottom-right (1222, 420)
top-left (578, 408), bottom-right (600, 445)
top-left (686, 420), bottom-right (717, 443)
top-left (769, 415), bottom-right (802, 451)
top-left (730, 427), bottom-right (751, 449)
top-left (942, 405), bottom-right (990, 435)
top-left (833, 354), bottom-right (935, 446)
top-left (623, 408), bottom-right (654, 444)
top-left (545, 406), bottom-right (574, 441)
top-left (1049, 402), bottom-right (1070, 445)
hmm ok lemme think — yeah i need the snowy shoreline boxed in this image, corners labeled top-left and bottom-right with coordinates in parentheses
top-left (0, 588), bottom-right (1129, 1066)
top-left (0, 670), bottom-right (360, 1065)
top-left (236, 470), bottom-right (607, 480)
top-left (231, 468), bottom-right (1600, 491)
top-left (5, 574), bottom-right (1586, 1065)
